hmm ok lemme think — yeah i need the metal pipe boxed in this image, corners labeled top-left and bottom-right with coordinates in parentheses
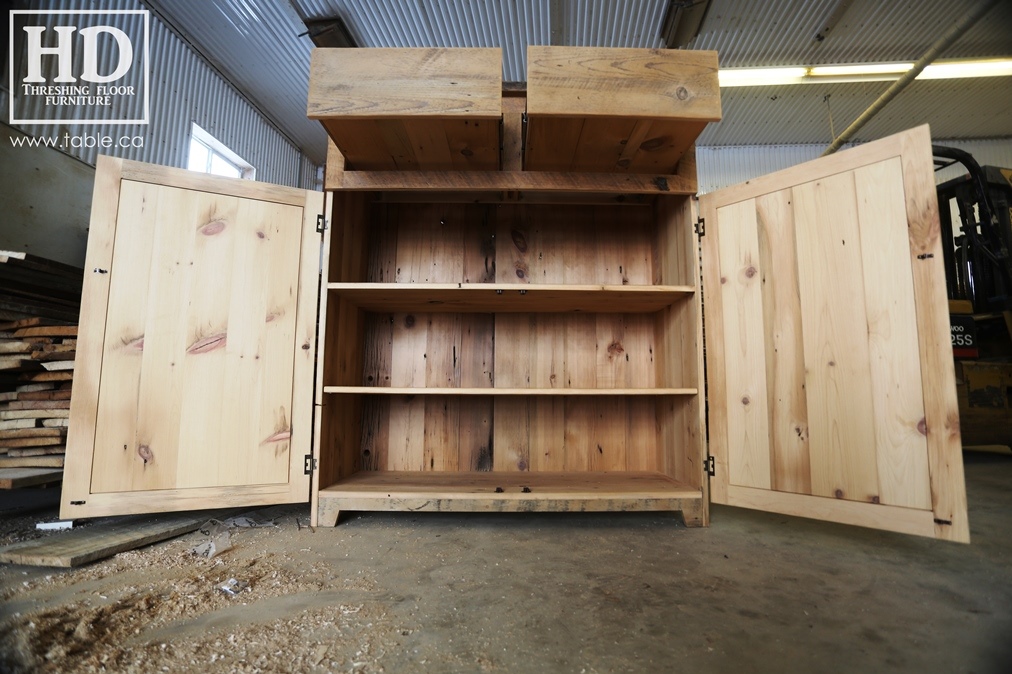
top-left (821, 0), bottom-right (1001, 156)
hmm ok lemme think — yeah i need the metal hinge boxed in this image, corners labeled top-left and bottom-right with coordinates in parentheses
top-left (304, 455), bottom-right (317, 475)
top-left (316, 214), bottom-right (327, 233)
top-left (705, 456), bottom-right (715, 476)
top-left (695, 218), bottom-right (706, 237)
top-left (521, 112), bottom-right (528, 163)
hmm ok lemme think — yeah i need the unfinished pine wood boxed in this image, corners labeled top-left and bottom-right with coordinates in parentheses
top-left (853, 158), bottom-right (930, 509)
top-left (713, 199), bottom-right (772, 491)
top-left (899, 127), bottom-right (968, 543)
top-left (0, 357), bottom-right (27, 370)
top-left (314, 199), bottom-right (365, 520)
top-left (317, 471), bottom-right (701, 525)
top-left (362, 313), bottom-right (494, 389)
top-left (700, 125), bottom-right (968, 542)
top-left (793, 171), bottom-right (881, 502)
top-left (40, 360), bottom-right (74, 371)
top-left (7, 400), bottom-right (71, 411)
top-left (62, 158), bottom-right (321, 520)
top-left (525, 47), bottom-right (719, 173)
top-left (0, 409), bottom-right (70, 420)
top-left (0, 467), bottom-right (62, 489)
top-left (0, 436), bottom-right (64, 448)
top-left (0, 427), bottom-right (62, 439)
top-left (331, 168), bottom-right (698, 195)
top-left (0, 455), bottom-right (64, 468)
top-left (754, 189), bottom-right (811, 495)
top-left (13, 326), bottom-right (77, 338)
top-left (0, 419), bottom-right (36, 430)
top-left (324, 387), bottom-right (696, 396)
top-left (0, 511), bottom-right (227, 567)
top-left (308, 49), bottom-right (501, 171)
top-left (19, 371), bottom-right (72, 382)
top-left (12, 390), bottom-right (72, 401)
top-left (0, 341), bottom-right (43, 354)
top-left (494, 314), bottom-right (665, 389)
top-left (496, 204), bottom-right (657, 285)
top-left (7, 446), bottom-right (66, 456)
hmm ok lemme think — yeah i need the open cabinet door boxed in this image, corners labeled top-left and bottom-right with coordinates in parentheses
top-left (700, 126), bottom-right (969, 542)
top-left (60, 157), bottom-right (323, 518)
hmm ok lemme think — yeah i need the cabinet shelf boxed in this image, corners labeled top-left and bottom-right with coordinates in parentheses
top-left (327, 283), bottom-right (694, 313)
top-left (319, 470), bottom-right (700, 506)
top-left (323, 387), bottom-right (698, 396)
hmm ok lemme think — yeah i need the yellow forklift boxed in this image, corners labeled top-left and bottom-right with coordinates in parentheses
top-left (934, 146), bottom-right (1012, 450)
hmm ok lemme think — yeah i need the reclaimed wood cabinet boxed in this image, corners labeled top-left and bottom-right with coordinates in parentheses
top-left (62, 47), bottom-right (969, 543)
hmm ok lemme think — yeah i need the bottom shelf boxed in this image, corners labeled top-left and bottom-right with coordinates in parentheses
top-left (316, 471), bottom-right (703, 526)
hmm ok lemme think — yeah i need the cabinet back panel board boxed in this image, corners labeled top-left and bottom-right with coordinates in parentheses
top-left (350, 394), bottom-right (690, 475)
top-left (363, 202), bottom-right (691, 287)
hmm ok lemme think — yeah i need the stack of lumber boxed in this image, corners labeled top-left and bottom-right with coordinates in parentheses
top-left (0, 252), bottom-right (82, 484)
top-left (0, 319), bottom-right (76, 471)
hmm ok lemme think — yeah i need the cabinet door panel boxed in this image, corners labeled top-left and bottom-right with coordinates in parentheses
top-left (61, 157), bottom-right (322, 518)
top-left (701, 126), bottom-right (968, 542)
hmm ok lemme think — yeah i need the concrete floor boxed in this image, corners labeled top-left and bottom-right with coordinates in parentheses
top-left (1, 452), bottom-right (1010, 673)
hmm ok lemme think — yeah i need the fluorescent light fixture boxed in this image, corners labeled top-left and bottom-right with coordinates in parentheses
top-left (717, 67), bottom-right (808, 87)
top-left (918, 59), bottom-right (1012, 79)
top-left (808, 63), bottom-right (912, 77)
top-left (718, 58), bottom-right (1012, 87)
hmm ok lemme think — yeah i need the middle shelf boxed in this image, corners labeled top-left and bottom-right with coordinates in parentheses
top-left (324, 386), bottom-right (697, 395)
top-left (327, 283), bottom-right (695, 313)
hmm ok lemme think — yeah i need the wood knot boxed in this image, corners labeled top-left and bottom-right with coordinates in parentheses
top-left (187, 333), bottom-right (227, 354)
top-left (199, 220), bottom-right (226, 236)
top-left (720, 276), bottom-right (727, 285)
top-left (917, 418), bottom-right (928, 436)
top-left (256, 230), bottom-right (265, 239)
top-left (137, 445), bottom-right (154, 464)
top-left (510, 229), bottom-right (528, 253)
top-left (640, 137), bottom-right (668, 152)
top-left (744, 266), bottom-right (757, 279)
top-left (517, 460), bottom-right (527, 471)
top-left (607, 341), bottom-right (625, 358)
top-left (459, 148), bottom-right (473, 157)
top-left (741, 395), bottom-right (750, 406)
top-left (834, 489), bottom-right (844, 499)
top-left (676, 86), bottom-right (689, 101)
top-left (870, 495), bottom-right (880, 504)
top-left (404, 315), bottom-right (415, 328)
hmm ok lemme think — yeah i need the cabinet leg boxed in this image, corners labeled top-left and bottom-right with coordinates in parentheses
top-left (680, 500), bottom-right (705, 528)
top-left (317, 502), bottom-right (341, 527)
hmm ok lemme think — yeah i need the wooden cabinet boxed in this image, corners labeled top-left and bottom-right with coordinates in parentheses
top-left (62, 47), bottom-right (969, 543)
top-left (61, 160), bottom-right (322, 517)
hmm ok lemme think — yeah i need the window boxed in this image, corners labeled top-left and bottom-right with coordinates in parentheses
top-left (187, 123), bottom-right (255, 179)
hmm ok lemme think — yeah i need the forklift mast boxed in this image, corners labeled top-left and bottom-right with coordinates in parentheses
top-left (934, 145), bottom-right (1012, 313)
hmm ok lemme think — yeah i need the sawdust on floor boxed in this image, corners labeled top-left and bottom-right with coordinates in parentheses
top-left (0, 507), bottom-right (417, 674)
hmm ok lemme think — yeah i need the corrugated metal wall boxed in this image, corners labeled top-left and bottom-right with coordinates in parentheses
top-left (4, 0), bottom-right (318, 189)
top-left (697, 137), bottom-right (1012, 194)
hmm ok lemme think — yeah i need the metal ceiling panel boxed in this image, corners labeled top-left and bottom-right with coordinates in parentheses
top-left (144, 0), bottom-right (330, 165)
top-left (691, 0), bottom-right (1012, 67)
top-left (700, 77), bottom-right (1012, 145)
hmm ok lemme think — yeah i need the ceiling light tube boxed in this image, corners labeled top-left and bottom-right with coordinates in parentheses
top-left (718, 58), bottom-right (1012, 87)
